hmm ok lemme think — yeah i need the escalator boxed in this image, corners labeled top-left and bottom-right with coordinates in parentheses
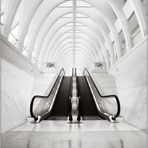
top-left (30, 68), bottom-right (120, 123)
top-left (30, 68), bottom-right (70, 122)
top-left (47, 76), bottom-right (71, 120)
top-left (82, 68), bottom-right (121, 121)
top-left (77, 76), bottom-right (102, 120)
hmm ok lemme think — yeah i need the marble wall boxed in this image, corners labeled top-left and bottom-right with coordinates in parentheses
top-left (1, 37), bottom-right (59, 133)
top-left (108, 39), bottom-right (147, 130)
top-left (31, 72), bottom-right (57, 97)
top-left (1, 59), bottom-right (34, 133)
top-left (92, 71), bottom-right (117, 95)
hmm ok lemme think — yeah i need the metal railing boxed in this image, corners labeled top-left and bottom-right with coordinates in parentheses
top-left (30, 68), bottom-right (65, 121)
top-left (83, 68), bottom-right (120, 121)
top-left (68, 68), bottom-right (81, 122)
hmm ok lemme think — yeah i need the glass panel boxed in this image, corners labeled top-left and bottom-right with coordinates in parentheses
top-left (128, 12), bottom-right (140, 38)
top-left (8, 23), bottom-right (19, 46)
top-left (76, 13), bottom-right (88, 18)
top-left (128, 12), bottom-right (141, 46)
top-left (32, 72), bottom-right (64, 117)
top-left (83, 70), bottom-right (118, 116)
top-left (58, 0), bottom-right (72, 7)
top-left (76, 22), bottom-right (85, 26)
top-left (77, 1), bottom-right (92, 7)
top-left (62, 13), bottom-right (73, 18)
top-left (112, 41), bottom-right (118, 61)
top-left (119, 30), bottom-right (126, 56)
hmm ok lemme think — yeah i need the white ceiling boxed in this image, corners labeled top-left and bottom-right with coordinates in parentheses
top-left (1, 0), bottom-right (146, 74)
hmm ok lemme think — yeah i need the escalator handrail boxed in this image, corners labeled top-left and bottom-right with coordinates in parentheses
top-left (83, 68), bottom-right (120, 120)
top-left (30, 68), bottom-right (65, 120)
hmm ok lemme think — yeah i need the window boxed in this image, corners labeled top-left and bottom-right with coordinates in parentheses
top-left (62, 13), bottom-right (73, 18)
top-left (22, 48), bottom-right (29, 57)
top-left (128, 12), bottom-right (141, 46)
top-left (112, 41), bottom-right (118, 61)
top-left (65, 23), bottom-right (73, 26)
top-left (119, 30), bottom-right (126, 56)
top-left (8, 24), bottom-right (19, 46)
top-left (76, 1), bottom-right (92, 7)
top-left (58, 0), bottom-right (72, 8)
top-left (76, 13), bottom-right (88, 18)
top-left (76, 22), bottom-right (85, 26)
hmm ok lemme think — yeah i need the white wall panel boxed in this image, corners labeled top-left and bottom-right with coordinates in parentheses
top-left (31, 72), bottom-right (57, 96)
top-left (92, 71), bottom-right (117, 95)
top-left (109, 38), bottom-right (147, 129)
top-left (1, 59), bottom-right (34, 133)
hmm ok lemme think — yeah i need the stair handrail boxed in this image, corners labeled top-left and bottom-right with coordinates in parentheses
top-left (83, 68), bottom-right (120, 120)
top-left (68, 68), bottom-right (81, 122)
top-left (30, 68), bottom-right (65, 120)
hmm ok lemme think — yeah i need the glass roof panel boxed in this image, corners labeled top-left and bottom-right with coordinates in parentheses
top-left (62, 13), bottom-right (73, 18)
top-left (58, 0), bottom-right (72, 8)
top-left (76, 13), bottom-right (88, 18)
top-left (76, 0), bottom-right (92, 7)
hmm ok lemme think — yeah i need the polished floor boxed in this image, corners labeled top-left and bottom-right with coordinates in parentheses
top-left (2, 120), bottom-right (147, 148)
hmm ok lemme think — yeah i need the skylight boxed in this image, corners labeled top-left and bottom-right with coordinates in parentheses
top-left (58, 0), bottom-right (72, 8)
top-left (76, 1), bottom-right (92, 7)
top-left (65, 23), bottom-right (73, 26)
top-left (62, 13), bottom-right (73, 18)
top-left (76, 13), bottom-right (88, 18)
top-left (76, 22), bottom-right (85, 26)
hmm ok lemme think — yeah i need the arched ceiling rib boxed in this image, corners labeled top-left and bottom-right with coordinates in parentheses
top-left (47, 31), bottom-right (101, 60)
top-left (56, 50), bottom-right (94, 65)
top-left (1, 0), bottom-right (146, 74)
top-left (32, 10), bottom-right (115, 64)
top-left (58, 54), bottom-right (92, 70)
top-left (52, 42), bottom-right (97, 62)
top-left (53, 46), bottom-right (96, 63)
top-left (36, 20), bottom-right (108, 67)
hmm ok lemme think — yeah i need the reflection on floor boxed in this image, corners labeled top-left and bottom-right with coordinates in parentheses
top-left (2, 120), bottom-right (147, 148)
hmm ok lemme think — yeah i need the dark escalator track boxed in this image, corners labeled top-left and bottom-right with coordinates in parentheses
top-left (47, 76), bottom-right (71, 120)
top-left (77, 76), bottom-right (103, 120)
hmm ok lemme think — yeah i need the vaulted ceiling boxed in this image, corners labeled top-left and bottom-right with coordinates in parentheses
top-left (1, 0), bottom-right (146, 74)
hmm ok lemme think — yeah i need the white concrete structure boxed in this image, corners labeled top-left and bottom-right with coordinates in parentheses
top-left (0, 0), bottom-right (147, 147)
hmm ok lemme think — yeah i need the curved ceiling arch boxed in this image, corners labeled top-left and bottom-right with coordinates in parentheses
top-left (57, 53), bottom-right (92, 70)
top-left (52, 44), bottom-right (96, 63)
top-left (36, 18), bottom-right (115, 65)
top-left (45, 21), bottom-right (103, 56)
top-left (12, 0), bottom-right (44, 50)
top-left (41, 29), bottom-right (100, 62)
top-left (33, 9), bottom-right (118, 63)
top-left (55, 50), bottom-right (94, 66)
top-left (21, 0), bottom-right (72, 53)
top-left (29, 1), bottom-right (119, 62)
top-left (57, 54), bottom-right (88, 67)
top-left (45, 38), bottom-right (98, 63)
top-left (30, 9), bottom-right (73, 54)
top-left (47, 30), bottom-right (100, 61)
top-left (42, 21), bottom-right (106, 65)
top-left (32, 11), bottom-right (102, 58)
top-left (46, 29), bottom-right (107, 67)
top-left (32, 14), bottom-right (118, 68)
top-left (30, 9), bottom-right (118, 59)
top-left (37, 41), bottom-right (96, 66)
top-left (3, 0), bottom-right (22, 38)
top-left (76, 2), bottom-right (122, 58)
top-left (48, 36), bottom-right (100, 63)
top-left (2, 0), bottom-right (146, 74)
top-left (53, 45), bottom-right (96, 64)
